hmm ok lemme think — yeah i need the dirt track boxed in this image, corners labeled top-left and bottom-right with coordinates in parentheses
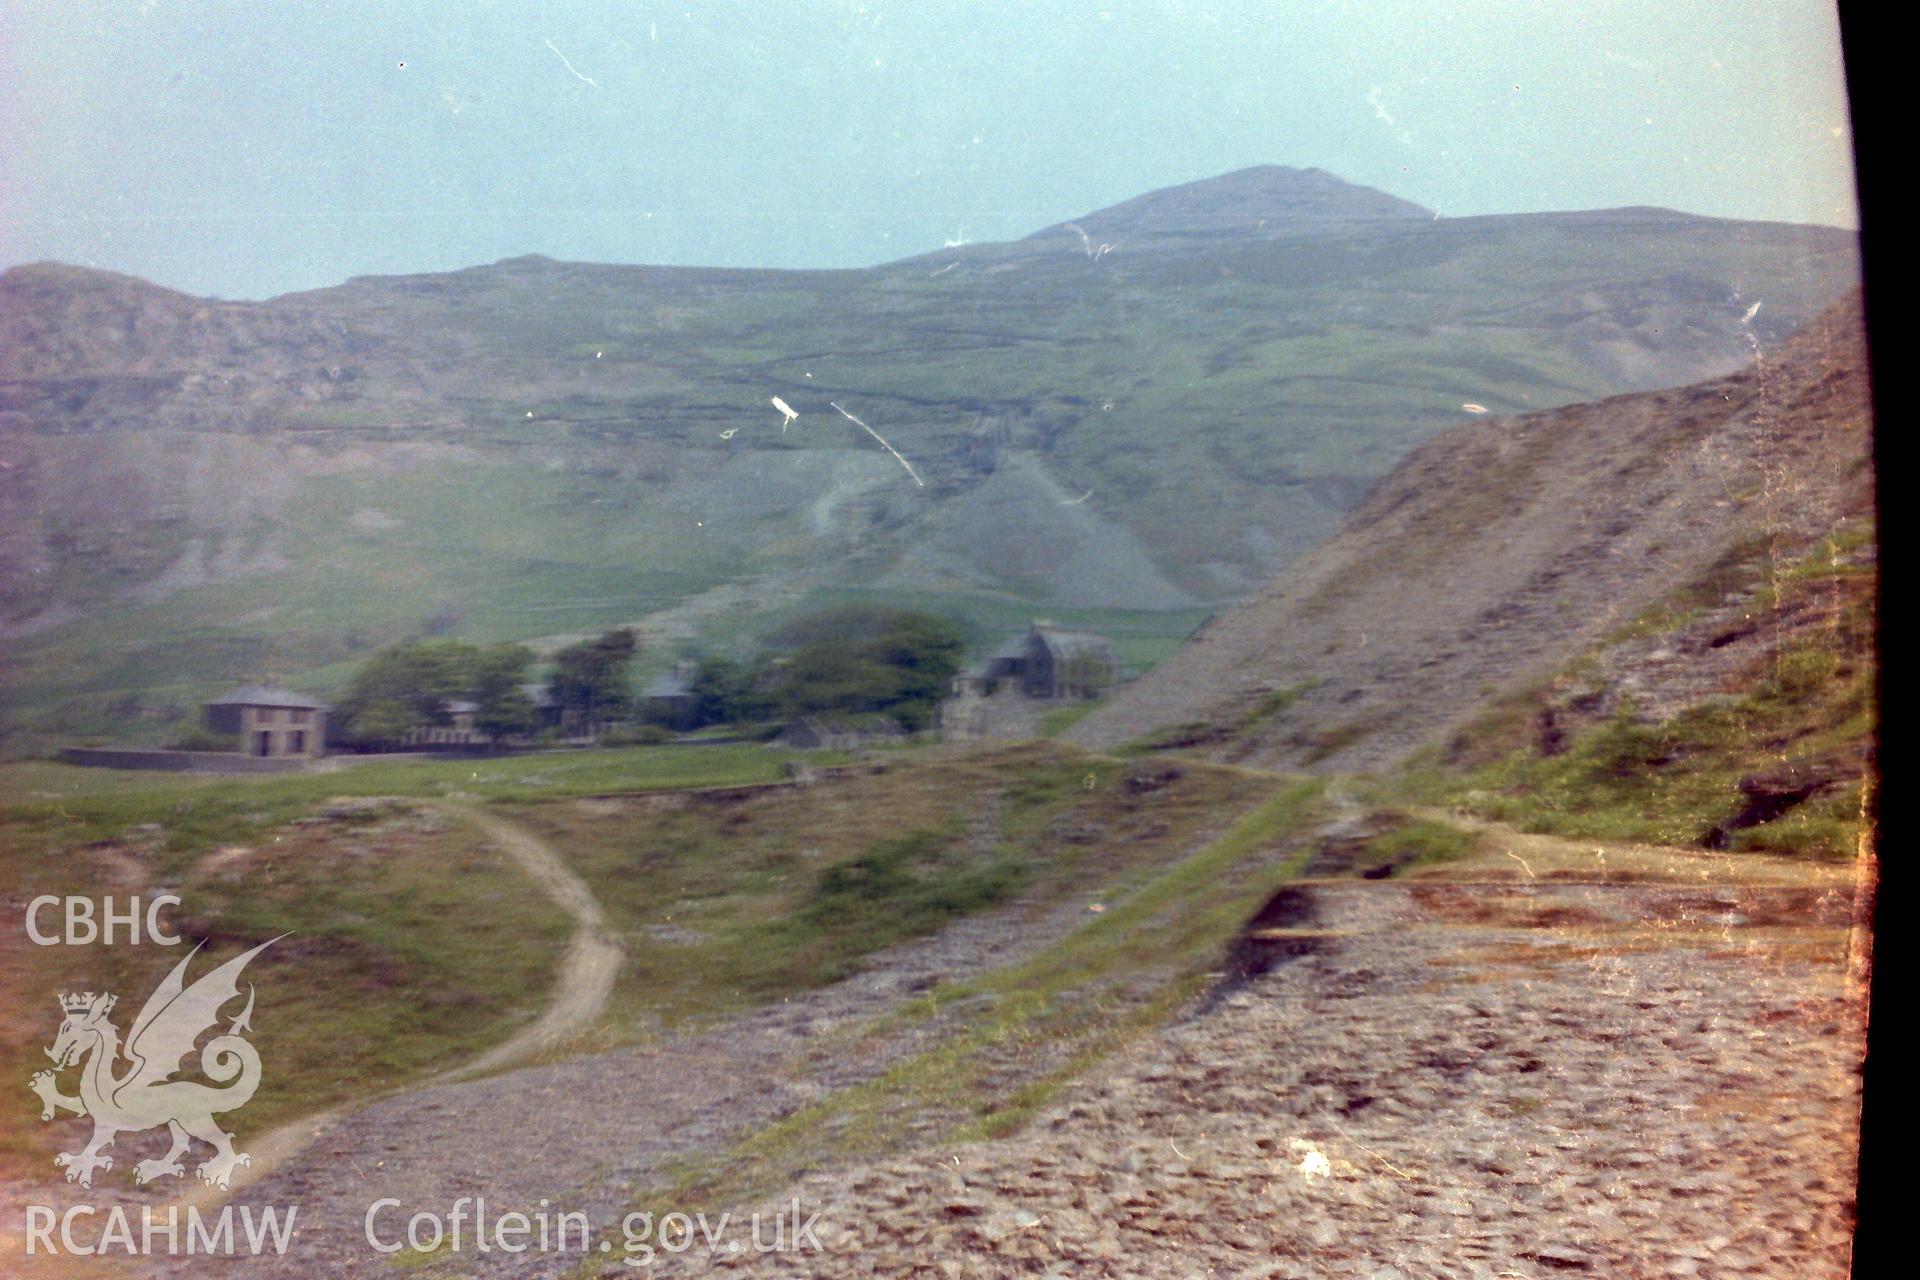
top-left (434, 806), bottom-right (624, 1080)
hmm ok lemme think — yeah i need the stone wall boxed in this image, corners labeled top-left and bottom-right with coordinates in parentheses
top-left (57, 748), bottom-right (314, 774)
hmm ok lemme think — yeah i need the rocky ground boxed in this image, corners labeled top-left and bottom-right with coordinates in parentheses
top-left (5, 831), bottom-right (1865, 1279)
top-left (0, 876), bottom-right (1113, 1280)
top-left (653, 877), bottom-right (1864, 1279)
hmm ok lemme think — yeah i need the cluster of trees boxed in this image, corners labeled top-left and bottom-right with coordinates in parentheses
top-left (332, 607), bottom-right (963, 747)
top-left (683, 607), bottom-right (964, 732)
top-left (332, 628), bottom-right (638, 747)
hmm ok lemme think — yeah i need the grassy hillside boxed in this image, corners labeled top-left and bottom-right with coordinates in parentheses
top-left (0, 168), bottom-right (1859, 756)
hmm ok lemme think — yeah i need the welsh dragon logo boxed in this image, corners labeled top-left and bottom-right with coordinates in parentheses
top-left (28, 938), bottom-right (278, 1190)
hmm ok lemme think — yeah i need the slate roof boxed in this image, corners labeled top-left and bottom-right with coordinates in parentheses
top-left (205, 684), bottom-right (327, 710)
top-left (989, 633), bottom-right (1033, 661)
top-left (644, 671), bottom-right (694, 699)
top-left (1032, 626), bottom-right (1118, 662)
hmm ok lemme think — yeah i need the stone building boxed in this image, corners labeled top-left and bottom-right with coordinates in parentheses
top-left (776, 715), bottom-right (907, 750)
top-left (402, 699), bottom-right (488, 747)
top-left (204, 685), bottom-right (327, 759)
top-left (941, 624), bottom-right (1121, 742)
top-left (641, 662), bottom-right (701, 731)
top-left (954, 624), bottom-right (1119, 700)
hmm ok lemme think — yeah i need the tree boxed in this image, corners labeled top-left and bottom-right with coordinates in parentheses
top-left (332, 641), bottom-right (474, 744)
top-left (470, 643), bottom-right (538, 741)
top-left (344, 698), bottom-right (417, 745)
top-left (688, 656), bottom-right (776, 726)
top-left (768, 608), bottom-right (964, 731)
top-left (333, 639), bottom-right (541, 745)
top-left (548, 628), bottom-right (640, 723)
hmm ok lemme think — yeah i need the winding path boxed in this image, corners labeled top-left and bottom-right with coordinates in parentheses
top-left (434, 805), bottom-right (624, 1079)
top-left (193, 803), bottom-right (623, 1203)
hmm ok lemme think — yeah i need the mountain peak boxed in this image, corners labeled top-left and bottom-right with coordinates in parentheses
top-left (1029, 166), bottom-right (1433, 242)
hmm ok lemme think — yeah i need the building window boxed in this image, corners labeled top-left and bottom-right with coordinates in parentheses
top-left (289, 730), bottom-right (306, 755)
top-left (290, 708), bottom-right (310, 724)
top-left (257, 707), bottom-right (277, 725)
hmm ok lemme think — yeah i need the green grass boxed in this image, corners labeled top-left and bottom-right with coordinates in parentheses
top-left (0, 744), bottom-right (844, 863)
top-left (0, 799), bottom-right (572, 1174)
top-left (1358, 817), bottom-right (1481, 871)
top-left (493, 744), bottom-right (1252, 1036)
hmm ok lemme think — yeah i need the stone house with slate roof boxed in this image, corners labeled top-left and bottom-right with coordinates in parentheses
top-left (954, 624), bottom-right (1119, 700)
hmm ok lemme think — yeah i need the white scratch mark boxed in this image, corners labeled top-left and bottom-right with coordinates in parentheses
top-left (1366, 87), bottom-right (1414, 144)
top-left (829, 402), bottom-right (925, 487)
top-left (1504, 848), bottom-right (1535, 879)
top-left (1169, 1140), bottom-right (1192, 1161)
top-left (943, 226), bottom-right (969, 248)
top-left (544, 39), bottom-right (600, 87)
top-left (718, 427), bottom-right (738, 440)
top-left (1461, 402), bottom-right (1488, 414)
top-left (1061, 489), bottom-right (1093, 506)
top-left (1741, 301), bottom-right (1763, 325)
top-left (770, 396), bottom-right (799, 430)
top-left (929, 262), bottom-right (956, 277)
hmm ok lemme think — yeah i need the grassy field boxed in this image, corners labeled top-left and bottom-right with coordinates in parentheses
top-left (494, 744), bottom-right (1291, 1036)
top-left (0, 743), bottom-right (852, 1177)
top-left (0, 798), bottom-right (572, 1173)
top-left (0, 744), bottom-right (840, 856)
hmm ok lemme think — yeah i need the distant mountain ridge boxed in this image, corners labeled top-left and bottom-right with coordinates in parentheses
top-left (0, 167), bottom-right (1862, 754)
top-left (1024, 165), bottom-right (1433, 242)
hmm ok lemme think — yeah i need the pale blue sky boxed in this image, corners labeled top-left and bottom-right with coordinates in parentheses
top-left (0, 1), bottom-right (1858, 300)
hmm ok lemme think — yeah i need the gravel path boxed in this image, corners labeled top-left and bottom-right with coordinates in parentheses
top-left (125, 868), bottom-right (1108, 1278)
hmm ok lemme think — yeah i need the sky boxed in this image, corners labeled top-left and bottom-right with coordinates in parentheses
top-left (0, 1), bottom-right (1859, 300)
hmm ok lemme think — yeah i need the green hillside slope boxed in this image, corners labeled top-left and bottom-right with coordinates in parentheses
top-left (0, 167), bottom-right (1859, 753)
